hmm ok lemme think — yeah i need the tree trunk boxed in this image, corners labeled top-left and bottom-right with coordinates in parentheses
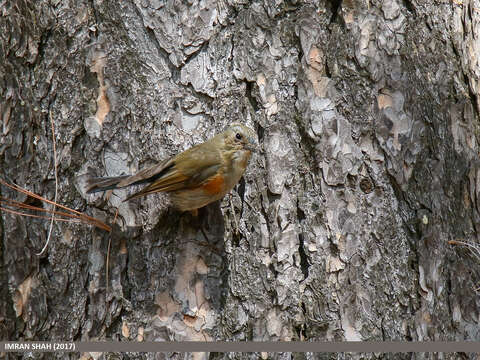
top-left (1, 0), bottom-right (479, 358)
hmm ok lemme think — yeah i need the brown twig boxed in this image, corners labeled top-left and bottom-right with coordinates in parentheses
top-left (0, 197), bottom-right (92, 220)
top-left (0, 179), bottom-right (111, 232)
top-left (0, 206), bottom-right (82, 223)
top-left (448, 239), bottom-right (480, 262)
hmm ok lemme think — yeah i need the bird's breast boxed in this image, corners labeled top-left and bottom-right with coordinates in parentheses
top-left (170, 149), bottom-right (252, 211)
top-left (226, 150), bottom-right (251, 186)
top-left (202, 173), bottom-right (226, 195)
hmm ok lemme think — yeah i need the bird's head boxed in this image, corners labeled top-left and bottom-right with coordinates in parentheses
top-left (223, 123), bottom-right (258, 153)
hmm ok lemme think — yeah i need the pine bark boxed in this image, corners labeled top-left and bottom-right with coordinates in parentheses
top-left (1, 0), bottom-right (480, 359)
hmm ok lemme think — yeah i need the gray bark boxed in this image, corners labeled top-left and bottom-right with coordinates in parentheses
top-left (1, 0), bottom-right (479, 359)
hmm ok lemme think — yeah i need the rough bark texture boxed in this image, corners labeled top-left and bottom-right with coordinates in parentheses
top-left (1, 0), bottom-right (480, 358)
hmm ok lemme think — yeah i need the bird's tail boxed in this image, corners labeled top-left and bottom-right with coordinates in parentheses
top-left (85, 175), bottom-right (131, 194)
top-left (85, 158), bottom-right (174, 198)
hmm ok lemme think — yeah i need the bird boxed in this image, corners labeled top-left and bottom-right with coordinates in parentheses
top-left (86, 123), bottom-right (258, 212)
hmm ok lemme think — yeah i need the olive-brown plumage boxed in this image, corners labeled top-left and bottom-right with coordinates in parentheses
top-left (86, 123), bottom-right (258, 211)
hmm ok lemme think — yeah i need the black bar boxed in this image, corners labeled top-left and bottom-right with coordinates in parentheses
top-left (2, 341), bottom-right (480, 353)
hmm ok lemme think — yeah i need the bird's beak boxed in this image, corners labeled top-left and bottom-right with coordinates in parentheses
top-left (245, 136), bottom-right (259, 152)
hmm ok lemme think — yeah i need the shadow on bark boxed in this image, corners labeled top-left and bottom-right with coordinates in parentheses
top-left (91, 202), bottom-right (226, 341)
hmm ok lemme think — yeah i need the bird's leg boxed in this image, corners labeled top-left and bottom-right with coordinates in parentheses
top-left (199, 226), bottom-right (210, 244)
top-left (181, 207), bottom-right (222, 255)
top-left (229, 193), bottom-right (239, 236)
top-left (190, 209), bottom-right (198, 217)
top-left (188, 209), bottom-right (214, 247)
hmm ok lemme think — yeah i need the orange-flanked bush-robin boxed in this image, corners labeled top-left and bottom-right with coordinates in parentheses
top-left (86, 123), bottom-right (258, 211)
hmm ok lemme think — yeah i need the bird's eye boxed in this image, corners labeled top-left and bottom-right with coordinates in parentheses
top-left (235, 133), bottom-right (242, 140)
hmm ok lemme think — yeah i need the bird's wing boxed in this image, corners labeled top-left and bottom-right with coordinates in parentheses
top-left (116, 158), bottom-right (175, 187)
top-left (125, 142), bottom-right (223, 200)
top-left (175, 144), bottom-right (224, 187)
